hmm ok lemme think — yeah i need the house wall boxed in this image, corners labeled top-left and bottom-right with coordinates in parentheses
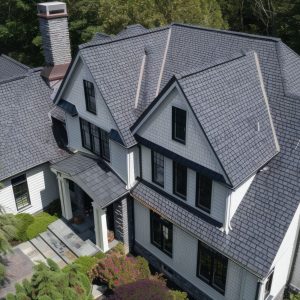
top-left (141, 145), bottom-right (227, 224)
top-left (134, 200), bottom-right (258, 300)
top-left (261, 203), bottom-right (300, 299)
top-left (0, 163), bottom-right (59, 214)
top-left (137, 87), bottom-right (227, 181)
top-left (290, 234), bottom-right (300, 291)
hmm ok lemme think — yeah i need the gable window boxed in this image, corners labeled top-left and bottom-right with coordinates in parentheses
top-left (197, 241), bottom-right (228, 294)
top-left (83, 80), bottom-right (96, 114)
top-left (12, 174), bottom-right (31, 210)
top-left (173, 161), bottom-right (187, 199)
top-left (264, 271), bottom-right (273, 299)
top-left (151, 151), bottom-right (164, 187)
top-left (150, 211), bottom-right (173, 257)
top-left (196, 174), bottom-right (212, 213)
top-left (172, 106), bottom-right (186, 144)
top-left (79, 118), bottom-right (110, 161)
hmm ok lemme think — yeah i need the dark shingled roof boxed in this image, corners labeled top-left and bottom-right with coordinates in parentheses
top-left (0, 54), bottom-right (29, 80)
top-left (58, 23), bottom-right (300, 278)
top-left (51, 153), bottom-right (128, 208)
top-left (0, 68), bottom-right (68, 181)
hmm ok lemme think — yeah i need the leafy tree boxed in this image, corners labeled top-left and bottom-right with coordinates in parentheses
top-left (0, 206), bottom-right (18, 284)
top-left (6, 259), bottom-right (92, 300)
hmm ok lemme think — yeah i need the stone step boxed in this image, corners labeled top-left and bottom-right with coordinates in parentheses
top-left (40, 230), bottom-right (77, 264)
top-left (48, 219), bottom-right (100, 257)
top-left (16, 241), bottom-right (46, 265)
top-left (30, 236), bottom-right (66, 268)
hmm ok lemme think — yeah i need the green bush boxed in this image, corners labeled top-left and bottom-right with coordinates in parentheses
top-left (15, 213), bottom-right (34, 241)
top-left (169, 290), bottom-right (189, 300)
top-left (89, 255), bottom-right (151, 289)
top-left (94, 251), bottom-right (106, 260)
top-left (26, 212), bottom-right (58, 240)
top-left (64, 256), bottom-right (99, 276)
top-left (290, 293), bottom-right (300, 300)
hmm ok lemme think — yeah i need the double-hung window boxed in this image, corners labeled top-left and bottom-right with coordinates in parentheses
top-left (12, 174), bottom-right (31, 211)
top-left (172, 106), bottom-right (186, 144)
top-left (151, 151), bottom-right (164, 187)
top-left (197, 242), bottom-right (228, 294)
top-left (196, 173), bottom-right (212, 213)
top-left (83, 80), bottom-right (96, 114)
top-left (150, 211), bottom-right (173, 257)
top-left (173, 161), bottom-right (187, 199)
top-left (79, 118), bottom-right (110, 161)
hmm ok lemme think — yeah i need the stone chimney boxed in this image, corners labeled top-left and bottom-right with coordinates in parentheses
top-left (37, 2), bottom-right (71, 82)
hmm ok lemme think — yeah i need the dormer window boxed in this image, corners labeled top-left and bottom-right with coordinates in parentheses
top-left (172, 106), bottom-right (186, 144)
top-left (83, 80), bottom-right (96, 114)
top-left (196, 174), bottom-right (212, 213)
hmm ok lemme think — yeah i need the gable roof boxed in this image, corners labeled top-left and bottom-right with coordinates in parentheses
top-left (0, 68), bottom-right (68, 181)
top-left (55, 23), bottom-right (300, 277)
top-left (0, 54), bottom-right (29, 81)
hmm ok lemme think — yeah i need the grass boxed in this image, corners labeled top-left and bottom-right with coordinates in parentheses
top-left (26, 212), bottom-right (58, 240)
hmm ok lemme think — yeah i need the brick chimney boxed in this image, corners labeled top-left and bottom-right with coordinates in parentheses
top-left (37, 2), bottom-right (71, 83)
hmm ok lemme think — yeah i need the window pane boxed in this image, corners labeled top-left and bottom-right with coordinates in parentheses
top-left (196, 174), bottom-right (212, 212)
top-left (212, 253), bottom-right (228, 293)
top-left (162, 223), bottom-right (172, 255)
top-left (12, 180), bottom-right (30, 210)
top-left (152, 151), bottom-right (164, 187)
top-left (80, 118), bottom-right (91, 150)
top-left (172, 107), bottom-right (186, 143)
top-left (84, 80), bottom-right (96, 114)
top-left (198, 245), bottom-right (212, 282)
top-left (100, 129), bottom-right (110, 161)
top-left (173, 161), bottom-right (187, 198)
top-left (90, 124), bottom-right (100, 155)
top-left (264, 272), bottom-right (273, 299)
top-left (151, 213), bottom-right (161, 247)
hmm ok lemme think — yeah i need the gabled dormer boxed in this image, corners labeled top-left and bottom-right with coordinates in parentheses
top-left (131, 51), bottom-right (280, 230)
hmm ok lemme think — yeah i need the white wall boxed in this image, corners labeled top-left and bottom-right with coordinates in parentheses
top-left (291, 236), bottom-right (300, 290)
top-left (141, 145), bottom-right (227, 224)
top-left (260, 203), bottom-right (300, 299)
top-left (137, 87), bottom-right (227, 181)
top-left (134, 200), bottom-right (258, 300)
top-left (0, 164), bottom-right (59, 214)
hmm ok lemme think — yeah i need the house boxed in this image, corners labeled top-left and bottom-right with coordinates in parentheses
top-left (1, 1), bottom-right (300, 299)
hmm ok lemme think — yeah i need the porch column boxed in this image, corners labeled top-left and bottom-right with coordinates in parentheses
top-left (93, 205), bottom-right (109, 252)
top-left (57, 174), bottom-right (73, 220)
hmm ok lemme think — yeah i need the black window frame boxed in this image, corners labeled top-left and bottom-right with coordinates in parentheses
top-left (197, 241), bottom-right (228, 295)
top-left (79, 118), bottom-right (110, 162)
top-left (151, 151), bottom-right (164, 187)
top-left (150, 211), bottom-right (173, 257)
top-left (11, 174), bottom-right (31, 211)
top-left (83, 80), bottom-right (96, 114)
top-left (173, 161), bottom-right (187, 200)
top-left (264, 270), bottom-right (274, 299)
top-left (195, 173), bottom-right (212, 213)
top-left (172, 106), bottom-right (187, 144)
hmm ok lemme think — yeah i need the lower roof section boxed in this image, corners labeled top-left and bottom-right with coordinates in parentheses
top-left (51, 153), bottom-right (128, 208)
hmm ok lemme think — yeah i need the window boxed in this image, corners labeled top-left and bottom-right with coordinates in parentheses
top-left (173, 161), bottom-right (187, 199)
top-left (172, 107), bottom-right (186, 144)
top-left (196, 174), bottom-right (212, 213)
top-left (264, 271), bottom-right (273, 299)
top-left (150, 211), bottom-right (173, 257)
top-left (12, 174), bottom-right (31, 210)
top-left (83, 80), bottom-right (96, 114)
top-left (197, 242), bottom-right (228, 294)
top-left (79, 118), bottom-right (110, 161)
top-left (151, 151), bottom-right (164, 187)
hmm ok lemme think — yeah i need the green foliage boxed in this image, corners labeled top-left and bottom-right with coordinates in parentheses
top-left (63, 256), bottom-right (98, 276)
top-left (169, 289), bottom-right (189, 299)
top-left (94, 251), bottom-right (106, 260)
top-left (15, 214), bottom-right (34, 242)
top-left (6, 259), bottom-right (92, 300)
top-left (25, 213), bottom-right (58, 240)
top-left (290, 292), bottom-right (300, 300)
top-left (90, 254), bottom-right (151, 289)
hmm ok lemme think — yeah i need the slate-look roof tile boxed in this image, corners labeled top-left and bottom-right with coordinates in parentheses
top-left (71, 24), bottom-right (299, 278)
top-left (51, 153), bottom-right (128, 208)
top-left (0, 54), bottom-right (29, 80)
top-left (0, 69), bottom-right (68, 181)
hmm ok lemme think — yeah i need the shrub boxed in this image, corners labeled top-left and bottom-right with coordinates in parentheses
top-left (290, 293), bottom-right (300, 300)
top-left (169, 290), bottom-right (189, 300)
top-left (15, 213), bottom-right (34, 241)
top-left (26, 212), bottom-right (58, 240)
top-left (89, 255), bottom-right (151, 289)
top-left (94, 251), bottom-right (106, 260)
top-left (64, 256), bottom-right (99, 277)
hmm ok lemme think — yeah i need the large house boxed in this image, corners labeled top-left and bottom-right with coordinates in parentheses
top-left (1, 1), bottom-right (300, 299)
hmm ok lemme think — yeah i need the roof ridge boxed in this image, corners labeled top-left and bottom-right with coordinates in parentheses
top-left (0, 54), bottom-right (30, 70)
top-left (79, 26), bottom-right (170, 50)
top-left (171, 23), bottom-right (281, 43)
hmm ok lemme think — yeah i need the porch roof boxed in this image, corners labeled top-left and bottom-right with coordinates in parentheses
top-left (51, 153), bottom-right (128, 208)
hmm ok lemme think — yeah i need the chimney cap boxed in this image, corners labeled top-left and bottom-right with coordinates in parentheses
top-left (37, 2), bottom-right (67, 17)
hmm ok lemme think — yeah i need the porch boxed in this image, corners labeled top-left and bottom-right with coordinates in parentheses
top-left (51, 153), bottom-right (129, 253)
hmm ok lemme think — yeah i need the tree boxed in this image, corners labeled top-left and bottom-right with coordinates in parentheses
top-left (0, 206), bottom-right (18, 284)
top-left (6, 259), bottom-right (92, 300)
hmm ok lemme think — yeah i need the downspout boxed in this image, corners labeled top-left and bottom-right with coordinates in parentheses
top-left (255, 281), bottom-right (263, 300)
